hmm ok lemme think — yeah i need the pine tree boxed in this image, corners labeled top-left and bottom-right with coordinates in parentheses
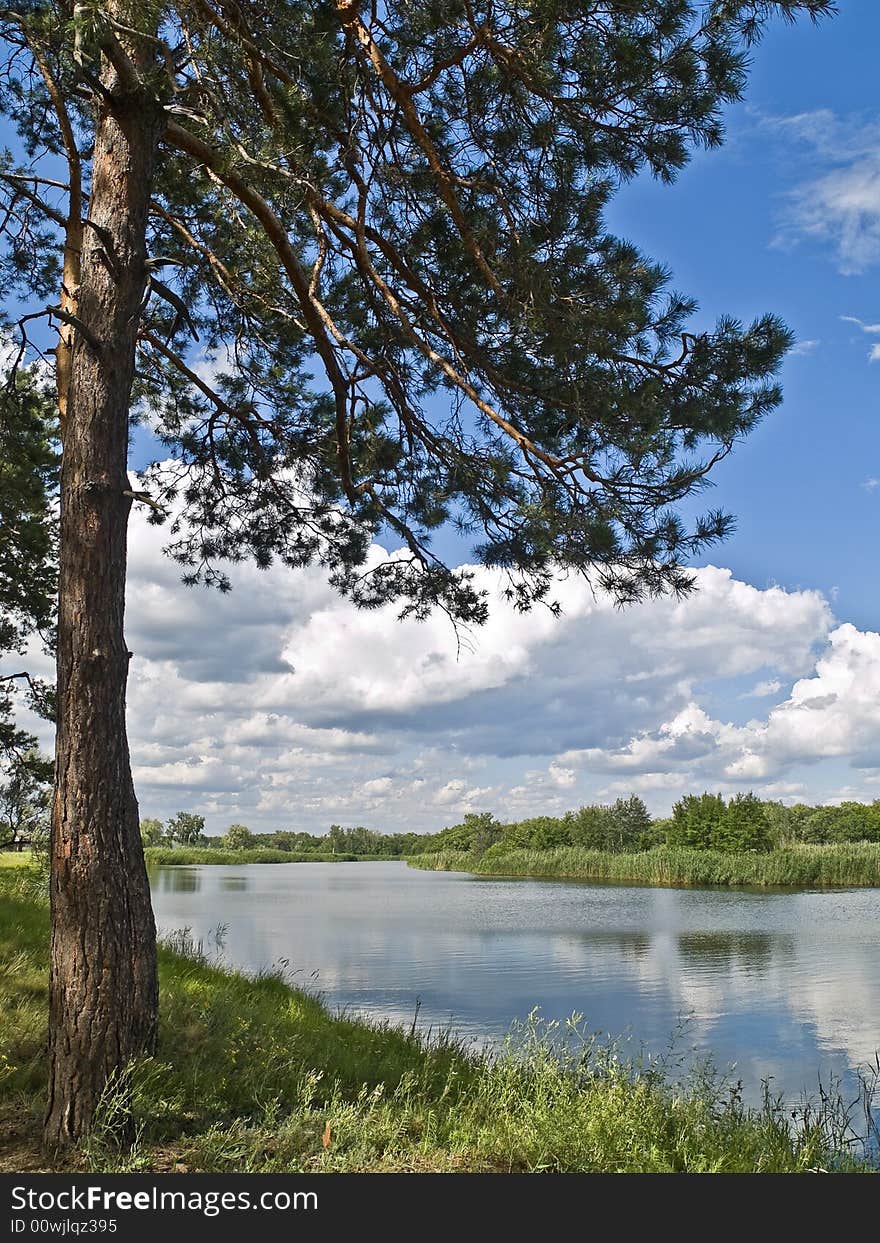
top-left (0, 0), bottom-right (834, 1142)
top-left (0, 361), bottom-right (57, 772)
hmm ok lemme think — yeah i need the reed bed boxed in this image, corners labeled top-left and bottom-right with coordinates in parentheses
top-left (408, 842), bottom-right (880, 888)
top-left (143, 848), bottom-right (385, 866)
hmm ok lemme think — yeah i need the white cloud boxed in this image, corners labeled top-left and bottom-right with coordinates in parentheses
top-left (766, 111), bottom-right (880, 274)
top-left (755, 624), bottom-right (880, 770)
top-left (561, 623), bottom-right (880, 798)
top-left (840, 314), bottom-right (880, 362)
top-left (548, 764), bottom-right (577, 789)
top-left (9, 498), bottom-right (880, 834)
top-left (744, 679), bottom-right (783, 699)
top-left (431, 780), bottom-right (494, 811)
top-left (433, 780), bottom-right (467, 806)
top-left (789, 338), bottom-right (820, 357)
top-left (841, 316), bottom-right (880, 332)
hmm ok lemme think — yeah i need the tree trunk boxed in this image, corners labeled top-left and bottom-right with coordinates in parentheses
top-left (45, 34), bottom-right (162, 1147)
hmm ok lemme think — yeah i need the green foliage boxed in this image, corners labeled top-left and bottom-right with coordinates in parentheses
top-left (609, 795), bottom-right (654, 850)
top-left (1, 2), bottom-right (834, 624)
top-left (433, 811), bottom-right (503, 856)
top-left (465, 812), bottom-right (504, 857)
top-left (223, 823), bottom-right (255, 851)
top-left (144, 795), bottom-right (880, 865)
top-left (139, 818), bottom-right (165, 848)
top-left (0, 362), bottom-right (57, 769)
top-left (323, 824), bottom-right (401, 855)
top-left (669, 793), bottom-right (726, 849)
top-left (0, 365), bottom-right (57, 657)
top-left (759, 800), bottom-right (795, 848)
top-left (715, 792), bottom-right (771, 853)
top-left (642, 817), bottom-right (673, 850)
top-left (165, 811), bottom-right (206, 847)
top-left (1, 863), bottom-right (873, 1173)
top-left (0, 749), bottom-right (51, 852)
top-left (244, 827), bottom-right (426, 856)
top-left (432, 820), bottom-right (476, 852)
top-left (797, 802), bottom-right (880, 845)
top-left (432, 800), bottom-right (654, 856)
top-left (566, 805), bottom-right (615, 849)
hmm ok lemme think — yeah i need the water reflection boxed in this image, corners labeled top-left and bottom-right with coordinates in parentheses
top-left (676, 931), bottom-right (789, 972)
top-left (149, 861), bottom-right (880, 1111)
top-left (149, 866), bottom-right (201, 894)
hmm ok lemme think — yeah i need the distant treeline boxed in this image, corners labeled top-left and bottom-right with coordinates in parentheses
top-left (432, 795), bottom-right (880, 859)
top-left (140, 793), bottom-right (880, 861)
top-left (143, 848), bottom-right (376, 866)
top-left (140, 814), bottom-right (430, 857)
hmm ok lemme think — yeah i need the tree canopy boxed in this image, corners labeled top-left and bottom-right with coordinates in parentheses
top-left (166, 809), bottom-right (205, 844)
top-left (0, 361), bottom-right (57, 765)
top-left (0, 1), bottom-right (833, 625)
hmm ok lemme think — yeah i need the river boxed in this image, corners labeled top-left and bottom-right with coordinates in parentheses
top-left (149, 860), bottom-right (880, 1110)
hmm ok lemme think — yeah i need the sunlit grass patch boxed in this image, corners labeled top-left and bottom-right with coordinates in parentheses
top-left (0, 852), bottom-right (33, 869)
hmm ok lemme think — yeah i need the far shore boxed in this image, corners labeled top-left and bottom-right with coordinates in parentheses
top-left (407, 842), bottom-right (880, 890)
top-left (144, 847), bottom-right (393, 866)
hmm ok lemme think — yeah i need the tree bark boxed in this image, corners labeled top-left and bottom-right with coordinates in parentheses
top-left (45, 33), bottom-right (163, 1147)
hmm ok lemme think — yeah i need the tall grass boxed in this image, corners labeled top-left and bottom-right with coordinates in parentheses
top-left (408, 842), bottom-right (880, 888)
top-left (0, 864), bottom-right (876, 1173)
top-left (143, 848), bottom-right (388, 866)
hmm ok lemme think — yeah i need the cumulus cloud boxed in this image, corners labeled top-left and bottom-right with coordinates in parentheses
top-left (116, 503), bottom-right (863, 830)
top-left (765, 110), bottom-right (880, 274)
top-left (9, 498), bottom-right (880, 834)
top-left (560, 624), bottom-right (880, 794)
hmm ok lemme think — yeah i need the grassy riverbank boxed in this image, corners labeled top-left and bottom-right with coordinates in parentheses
top-left (407, 842), bottom-right (880, 888)
top-left (143, 848), bottom-right (389, 865)
top-left (1, 865), bottom-right (876, 1173)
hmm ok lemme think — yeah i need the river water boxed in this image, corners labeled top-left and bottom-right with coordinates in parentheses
top-left (149, 860), bottom-right (880, 1109)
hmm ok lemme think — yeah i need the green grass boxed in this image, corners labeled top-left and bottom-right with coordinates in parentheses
top-left (0, 864), bottom-right (876, 1173)
top-left (408, 842), bottom-right (880, 889)
top-left (144, 848), bottom-right (391, 865)
top-left (0, 851), bottom-right (32, 869)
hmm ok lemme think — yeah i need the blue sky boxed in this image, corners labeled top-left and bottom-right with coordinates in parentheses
top-left (608, 1), bottom-right (880, 634)
top-left (7, 3), bottom-right (880, 833)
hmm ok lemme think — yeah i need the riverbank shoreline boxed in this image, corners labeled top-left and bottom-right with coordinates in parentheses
top-left (143, 848), bottom-right (393, 865)
top-left (2, 864), bottom-right (875, 1174)
top-left (406, 842), bottom-right (880, 889)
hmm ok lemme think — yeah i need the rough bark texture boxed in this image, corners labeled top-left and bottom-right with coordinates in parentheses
top-left (45, 44), bottom-right (162, 1147)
